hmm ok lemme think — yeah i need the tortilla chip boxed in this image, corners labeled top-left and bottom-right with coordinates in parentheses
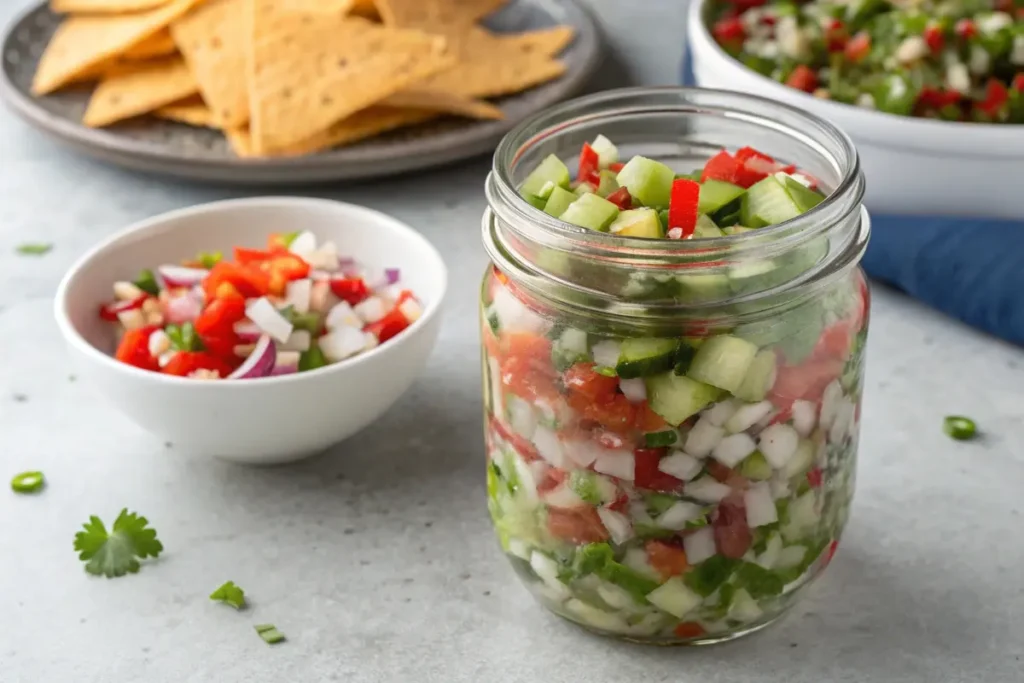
top-left (490, 25), bottom-right (575, 58)
top-left (50, 0), bottom-right (169, 14)
top-left (383, 89), bottom-right (502, 120)
top-left (154, 97), bottom-right (220, 127)
top-left (247, 14), bottom-right (454, 153)
top-left (349, 0), bottom-right (378, 17)
top-left (170, 0), bottom-right (252, 128)
top-left (32, 0), bottom-right (203, 95)
top-left (375, 0), bottom-right (508, 29)
top-left (82, 55), bottom-right (198, 127)
top-left (122, 29), bottom-right (177, 60)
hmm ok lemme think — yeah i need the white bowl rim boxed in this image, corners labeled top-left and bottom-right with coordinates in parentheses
top-left (54, 196), bottom-right (448, 389)
top-left (688, 0), bottom-right (1024, 157)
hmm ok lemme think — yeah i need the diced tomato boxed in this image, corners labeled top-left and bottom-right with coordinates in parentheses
top-left (845, 32), bottom-right (871, 63)
top-left (712, 495), bottom-right (752, 559)
top-left (807, 467), bottom-right (823, 489)
top-left (1013, 74), bottom-right (1024, 92)
top-left (822, 539), bottom-right (839, 568)
top-left (605, 186), bottom-right (632, 210)
top-left (954, 18), bottom-right (976, 39)
top-left (977, 79), bottom-right (1009, 116)
top-left (608, 492), bottom-right (629, 513)
top-left (215, 281), bottom-right (243, 301)
top-left (162, 350), bottom-right (235, 378)
top-left (502, 355), bottom-right (560, 403)
top-left (99, 294), bottom-right (149, 322)
top-left (578, 142), bottom-right (601, 185)
top-left (234, 247), bottom-right (275, 264)
top-left (114, 325), bottom-right (160, 371)
top-left (536, 467), bottom-right (568, 494)
top-left (266, 253), bottom-right (310, 282)
top-left (923, 24), bottom-right (944, 53)
top-left (712, 16), bottom-right (745, 47)
top-left (198, 332), bottom-right (241, 362)
top-left (918, 87), bottom-right (961, 109)
top-left (569, 392), bottom-right (637, 434)
top-left (635, 401), bottom-right (668, 432)
top-left (824, 18), bottom-right (848, 52)
top-left (785, 65), bottom-right (818, 93)
top-left (203, 261), bottom-right (271, 300)
top-left (701, 150), bottom-right (742, 184)
top-left (668, 178), bottom-right (700, 237)
top-left (547, 507), bottom-right (609, 543)
top-left (645, 540), bottom-right (689, 579)
top-left (365, 308), bottom-right (410, 343)
top-left (329, 276), bottom-right (370, 305)
top-left (769, 356), bottom-right (845, 413)
top-left (634, 448), bottom-right (683, 491)
top-left (503, 332), bottom-right (553, 365)
top-left (490, 418), bottom-right (541, 462)
top-left (194, 295), bottom-right (246, 337)
top-left (674, 622), bottom-right (706, 639)
top-left (608, 162), bottom-right (625, 173)
top-left (814, 320), bottom-right (855, 360)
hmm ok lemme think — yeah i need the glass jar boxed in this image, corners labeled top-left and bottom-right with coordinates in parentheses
top-left (479, 87), bottom-right (869, 645)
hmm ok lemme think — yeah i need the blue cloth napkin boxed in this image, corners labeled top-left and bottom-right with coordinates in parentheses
top-left (680, 49), bottom-right (1024, 346)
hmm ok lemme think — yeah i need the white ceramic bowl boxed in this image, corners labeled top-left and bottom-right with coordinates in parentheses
top-left (687, 0), bottom-right (1023, 219)
top-left (54, 197), bottom-right (447, 465)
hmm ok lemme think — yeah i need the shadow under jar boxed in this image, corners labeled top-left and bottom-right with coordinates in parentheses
top-left (479, 87), bottom-right (870, 645)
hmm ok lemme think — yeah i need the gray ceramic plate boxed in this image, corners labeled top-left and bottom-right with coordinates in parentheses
top-left (0, 0), bottom-right (601, 184)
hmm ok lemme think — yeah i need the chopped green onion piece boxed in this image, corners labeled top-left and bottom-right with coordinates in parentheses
top-left (943, 416), bottom-right (977, 441)
top-left (16, 243), bottom-right (52, 256)
top-left (594, 365), bottom-right (617, 377)
top-left (644, 430), bottom-right (677, 448)
top-left (298, 341), bottom-right (327, 372)
top-left (254, 624), bottom-right (286, 644)
top-left (209, 581), bottom-right (246, 609)
top-left (133, 269), bottom-right (160, 296)
top-left (11, 470), bottom-right (44, 493)
top-left (196, 251), bottom-right (223, 269)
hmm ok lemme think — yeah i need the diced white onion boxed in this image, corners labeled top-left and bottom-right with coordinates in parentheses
top-left (284, 279), bottom-right (312, 314)
top-left (275, 350), bottom-right (300, 369)
top-left (561, 440), bottom-right (601, 468)
top-left (245, 297), bottom-right (293, 343)
top-left (758, 423), bottom-right (799, 469)
top-left (622, 547), bottom-right (660, 581)
top-left (756, 533), bottom-right (783, 569)
top-left (770, 474), bottom-right (792, 500)
top-left (712, 433), bottom-right (757, 467)
top-left (656, 501), bottom-right (705, 530)
top-left (619, 378), bottom-right (647, 403)
top-left (319, 326), bottom-right (366, 362)
top-left (684, 477), bottom-right (731, 504)
top-left (683, 527), bottom-right (717, 565)
top-left (791, 399), bottom-right (817, 437)
top-left (280, 330), bottom-right (311, 352)
top-left (744, 483), bottom-right (778, 528)
top-left (590, 340), bottom-right (621, 369)
top-left (117, 308), bottom-right (145, 330)
top-left (596, 507), bottom-right (634, 545)
top-left (819, 380), bottom-right (843, 430)
top-left (147, 329), bottom-right (170, 357)
top-left (325, 301), bottom-right (360, 330)
top-left (542, 482), bottom-right (585, 510)
top-left (398, 298), bottom-right (422, 323)
top-left (725, 401), bottom-right (773, 434)
top-left (830, 399), bottom-right (855, 444)
top-left (704, 398), bottom-right (740, 426)
top-left (353, 296), bottom-right (387, 324)
top-left (491, 285), bottom-right (551, 336)
top-left (508, 397), bottom-right (537, 440)
top-left (658, 451), bottom-right (703, 481)
top-left (306, 241), bottom-right (339, 271)
top-left (288, 231), bottom-right (317, 258)
top-left (157, 350), bottom-right (176, 368)
top-left (532, 426), bottom-right (567, 468)
top-left (594, 451), bottom-right (635, 481)
top-left (113, 281), bottom-right (144, 301)
top-left (684, 417), bottom-right (725, 458)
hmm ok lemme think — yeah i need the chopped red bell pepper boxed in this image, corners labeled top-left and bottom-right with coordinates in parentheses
top-left (667, 178), bottom-right (700, 237)
top-left (198, 332), bottom-right (242, 363)
top-left (365, 308), bottom-right (410, 343)
top-left (234, 247), bottom-right (275, 265)
top-left (712, 17), bottom-right (745, 48)
top-left (605, 186), bottom-right (632, 210)
top-left (785, 65), bottom-right (818, 93)
top-left (633, 448), bottom-right (683, 492)
top-left (114, 325), bottom-right (161, 371)
top-left (845, 32), bottom-right (871, 63)
top-left (734, 146), bottom-right (774, 164)
top-left (578, 142), bottom-right (601, 185)
top-left (923, 25), bottom-right (944, 53)
top-left (203, 261), bottom-right (271, 300)
top-left (163, 351), bottom-right (235, 378)
top-left (99, 294), bottom-right (149, 322)
top-left (701, 150), bottom-right (742, 184)
top-left (977, 79), bottom-right (1009, 116)
top-left (329, 276), bottom-right (370, 305)
top-left (674, 622), bottom-right (707, 639)
top-left (546, 507), bottom-right (609, 544)
top-left (954, 18), bottom-right (977, 39)
top-left (194, 296), bottom-right (246, 337)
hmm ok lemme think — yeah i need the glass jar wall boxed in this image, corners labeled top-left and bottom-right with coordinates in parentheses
top-left (480, 88), bottom-right (869, 645)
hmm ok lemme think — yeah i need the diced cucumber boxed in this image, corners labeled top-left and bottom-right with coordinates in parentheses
top-left (782, 439), bottom-right (815, 479)
top-left (551, 326), bottom-right (589, 371)
top-left (536, 181), bottom-right (556, 200)
top-left (738, 450), bottom-right (773, 481)
top-left (609, 208), bottom-right (663, 238)
top-left (523, 194), bottom-right (547, 210)
top-left (644, 430), bottom-right (678, 448)
top-left (616, 337), bottom-right (679, 379)
top-left (743, 176), bottom-right (802, 226)
top-left (783, 175), bottom-right (825, 212)
top-left (692, 214), bottom-right (724, 239)
top-left (723, 225), bottom-right (757, 235)
top-left (675, 273), bottom-right (731, 304)
top-left (726, 588), bottom-right (764, 623)
top-left (645, 372), bottom-right (721, 426)
top-left (596, 170), bottom-right (620, 198)
top-left (698, 179), bottom-right (745, 215)
top-left (645, 577), bottom-right (702, 618)
top-left (560, 193), bottom-right (620, 232)
top-left (591, 134), bottom-right (619, 168)
top-left (733, 349), bottom-right (777, 402)
top-left (570, 470), bottom-right (616, 504)
top-left (574, 182), bottom-right (597, 196)
top-left (672, 343), bottom-right (697, 375)
top-left (521, 154), bottom-right (570, 198)
top-left (687, 335), bottom-right (759, 393)
top-left (781, 490), bottom-right (819, 541)
top-left (616, 156), bottom-right (676, 209)
top-left (543, 186), bottom-right (578, 218)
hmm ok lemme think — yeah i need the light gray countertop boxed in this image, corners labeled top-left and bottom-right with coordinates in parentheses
top-left (1, 1), bottom-right (1022, 681)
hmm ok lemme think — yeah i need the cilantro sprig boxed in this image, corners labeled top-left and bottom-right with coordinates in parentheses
top-left (165, 322), bottom-right (204, 352)
top-left (210, 581), bottom-right (246, 609)
top-left (73, 509), bottom-right (163, 578)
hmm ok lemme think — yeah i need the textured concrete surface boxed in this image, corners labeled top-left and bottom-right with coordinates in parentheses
top-left (1, 1), bottom-right (1023, 682)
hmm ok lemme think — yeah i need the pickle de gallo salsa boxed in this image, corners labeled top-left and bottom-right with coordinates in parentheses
top-left (482, 135), bottom-right (866, 641)
top-left (711, 0), bottom-right (1024, 123)
top-left (101, 232), bottom-right (422, 380)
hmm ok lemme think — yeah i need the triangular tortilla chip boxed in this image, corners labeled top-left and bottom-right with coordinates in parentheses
top-left (32, 0), bottom-right (203, 95)
top-left (383, 89), bottom-right (502, 120)
top-left (247, 14), bottom-right (454, 153)
top-left (50, 0), bottom-right (169, 14)
top-left (82, 55), bottom-right (198, 127)
top-left (374, 0), bottom-right (508, 29)
top-left (155, 97), bottom-right (219, 127)
top-left (490, 25), bottom-right (575, 58)
top-left (170, 0), bottom-right (252, 128)
top-left (123, 29), bottom-right (178, 60)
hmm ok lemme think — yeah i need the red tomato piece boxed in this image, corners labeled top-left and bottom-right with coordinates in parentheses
top-left (923, 24), bottom-right (944, 53)
top-left (199, 332), bottom-right (242, 363)
top-left (712, 16), bottom-right (745, 47)
top-left (163, 351), bottom-right (234, 378)
top-left (114, 325), bottom-right (160, 371)
top-left (824, 18), bottom-right (848, 52)
top-left (570, 393), bottom-right (637, 435)
top-left (536, 468), bottom-right (569, 495)
top-left (785, 65), bottom-right (818, 93)
top-left (547, 507), bottom-right (609, 544)
top-left (635, 401), bottom-right (668, 432)
top-left (365, 308), bottom-right (410, 343)
top-left (768, 357), bottom-right (844, 414)
top-left (712, 495), bottom-right (752, 559)
top-left (954, 18), bottom-right (976, 39)
top-left (605, 186), bottom-right (633, 210)
top-left (608, 492), bottom-right (629, 513)
top-left (701, 150), bottom-right (742, 184)
top-left (674, 622), bottom-right (707, 639)
top-left (845, 32), bottom-right (871, 62)
top-left (814, 320), bottom-right (855, 360)
top-left (734, 146), bottom-right (774, 164)
top-left (733, 155), bottom-right (779, 188)
top-left (807, 467), bottom-right (823, 489)
top-left (194, 296), bottom-right (246, 337)
top-left (578, 142), bottom-right (601, 185)
top-left (668, 178), bottom-right (700, 237)
top-left (977, 79), bottom-right (1009, 116)
top-left (203, 261), bottom-right (271, 300)
top-left (99, 294), bottom-right (149, 322)
top-left (563, 362), bottom-right (618, 401)
top-left (267, 254), bottom-right (311, 281)
top-left (502, 356), bottom-right (560, 403)
top-left (634, 448), bottom-right (683, 492)
top-left (503, 332), bottom-right (553, 364)
top-left (1013, 73), bottom-right (1024, 92)
top-left (645, 540), bottom-right (690, 579)
top-left (329, 276), bottom-right (370, 305)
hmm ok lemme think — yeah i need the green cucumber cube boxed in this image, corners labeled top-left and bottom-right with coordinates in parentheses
top-left (733, 349), bottom-right (777, 402)
top-left (687, 335), bottom-right (759, 393)
top-left (616, 156), bottom-right (676, 209)
top-left (521, 154), bottom-right (570, 199)
top-left (543, 186), bottom-right (578, 218)
top-left (609, 208), bottom-right (663, 238)
top-left (782, 175), bottom-right (825, 212)
top-left (698, 179), bottom-right (746, 215)
top-left (596, 170), bottom-right (620, 198)
top-left (744, 176), bottom-right (802, 226)
top-left (645, 372), bottom-right (721, 426)
top-left (692, 214), bottom-right (725, 239)
top-left (560, 193), bottom-right (621, 232)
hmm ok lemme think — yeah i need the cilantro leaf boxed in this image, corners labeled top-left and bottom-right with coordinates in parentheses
top-left (210, 581), bottom-right (246, 609)
top-left (73, 509), bottom-right (163, 578)
top-left (16, 243), bottom-right (52, 256)
top-left (164, 322), bottom-right (204, 352)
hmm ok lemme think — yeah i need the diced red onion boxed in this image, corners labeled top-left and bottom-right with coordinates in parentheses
top-left (384, 268), bottom-right (400, 285)
top-left (158, 265), bottom-right (208, 288)
top-left (340, 262), bottom-right (361, 278)
top-left (245, 297), bottom-right (293, 343)
top-left (233, 321), bottom-right (262, 343)
top-left (337, 256), bottom-right (356, 267)
top-left (165, 295), bottom-right (201, 325)
top-left (227, 335), bottom-right (276, 379)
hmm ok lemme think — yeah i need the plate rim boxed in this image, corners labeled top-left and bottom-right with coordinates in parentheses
top-left (0, 0), bottom-right (603, 182)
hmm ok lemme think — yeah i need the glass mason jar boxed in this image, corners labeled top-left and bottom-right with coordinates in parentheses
top-left (480, 88), bottom-right (869, 645)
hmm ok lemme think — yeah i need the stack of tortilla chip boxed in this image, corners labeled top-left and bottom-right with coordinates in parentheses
top-left (31, 0), bottom-right (576, 158)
